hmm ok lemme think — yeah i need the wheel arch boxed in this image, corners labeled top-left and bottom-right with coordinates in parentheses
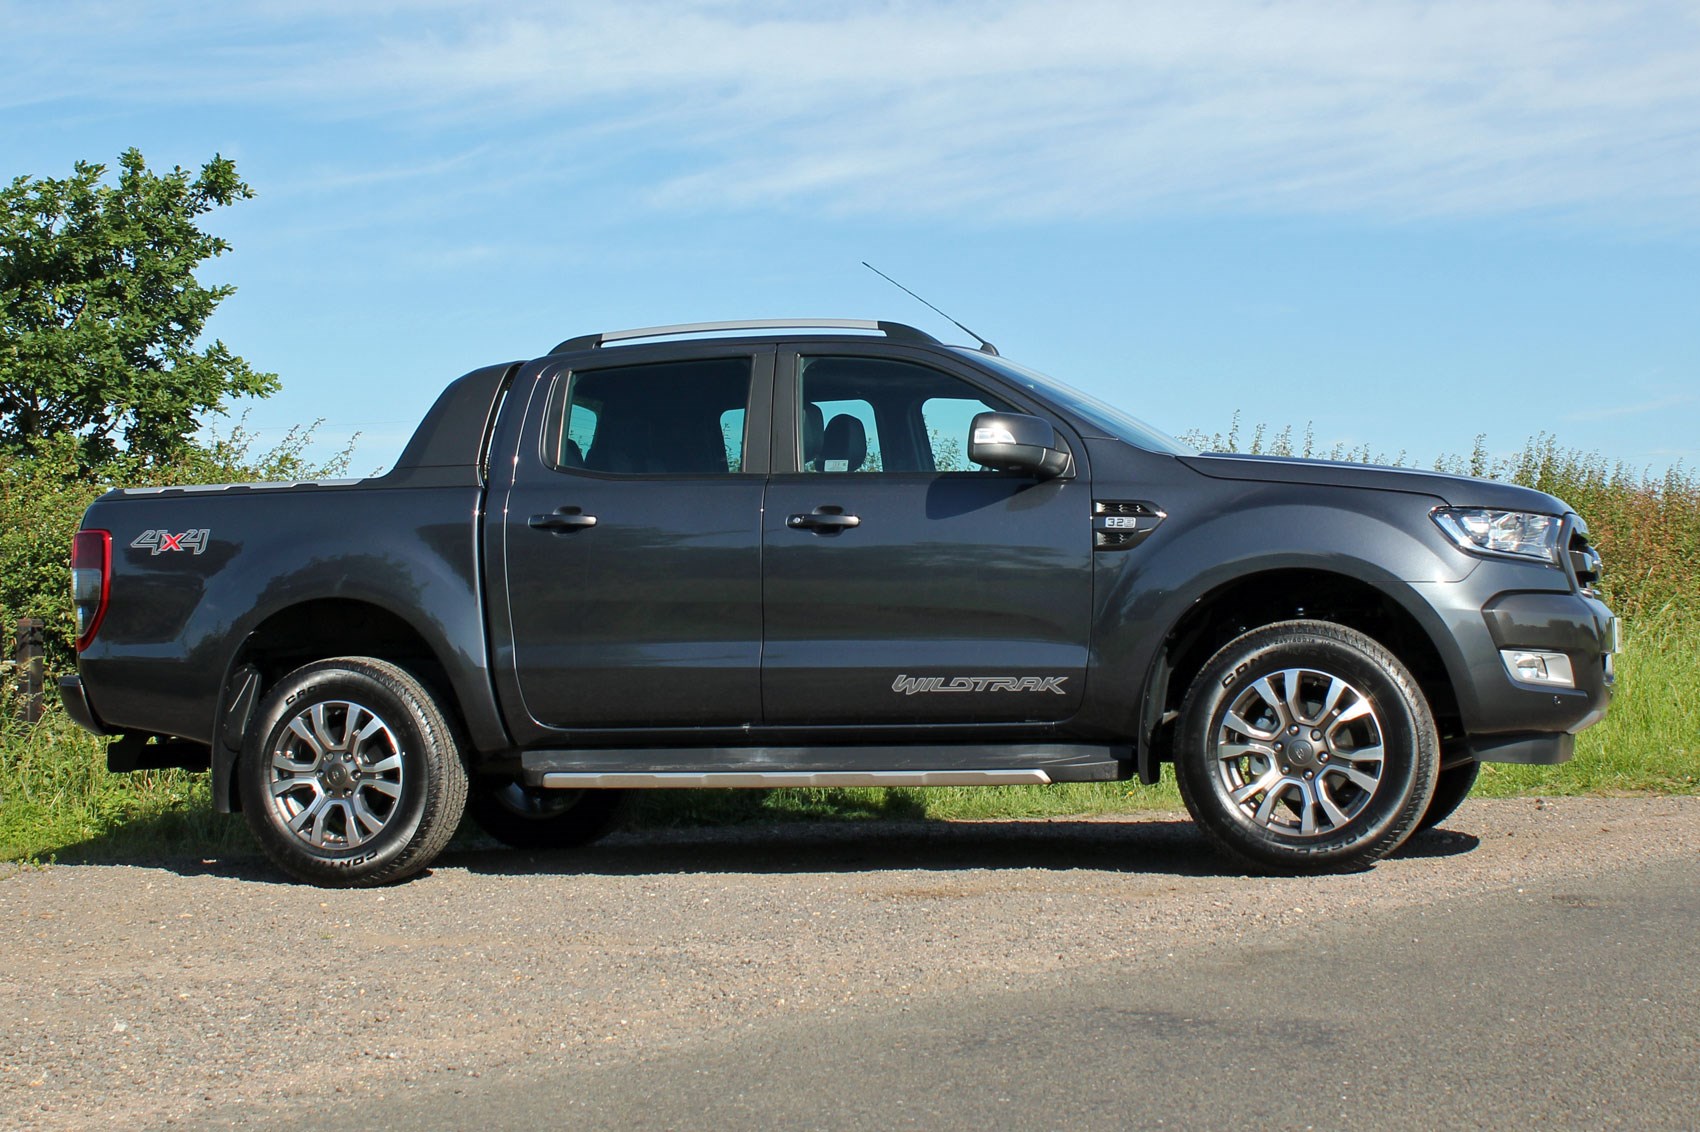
top-left (211, 598), bottom-right (475, 813)
top-left (1137, 568), bottom-right (1462, 780)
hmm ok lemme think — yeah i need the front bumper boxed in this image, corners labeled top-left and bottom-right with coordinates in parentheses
top-left (1448, 587), bottom-right (1616, 763)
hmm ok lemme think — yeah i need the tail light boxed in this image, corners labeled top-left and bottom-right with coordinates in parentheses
top-left (72, 529), bottom-right (111, 652)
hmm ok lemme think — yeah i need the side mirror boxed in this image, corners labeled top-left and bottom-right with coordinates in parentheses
top-left (968, 412), bottom-right (1072, 479)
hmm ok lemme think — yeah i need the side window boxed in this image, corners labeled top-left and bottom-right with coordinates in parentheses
top-left (922, 396), bottom-right (1005, 472)
top-left (799, 357), bottom-right (1017, 473)
top-left (547, 357), bottom-right (751, 475)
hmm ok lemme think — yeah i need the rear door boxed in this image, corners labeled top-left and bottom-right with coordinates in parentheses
top-left (760, 347), bottom-right (1093, 726)
top-left (491, 346), bottom-right (771, 732)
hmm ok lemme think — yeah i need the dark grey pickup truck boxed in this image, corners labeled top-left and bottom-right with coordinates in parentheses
top-left (63, 319), bottom-right (1618, 885)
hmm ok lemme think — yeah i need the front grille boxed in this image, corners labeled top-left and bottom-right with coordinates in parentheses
top-left (1567, 522), bottom-right (1602, 593)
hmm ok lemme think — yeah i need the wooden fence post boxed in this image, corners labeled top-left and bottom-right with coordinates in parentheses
top-left (14, 618), bottom-right (45, 723)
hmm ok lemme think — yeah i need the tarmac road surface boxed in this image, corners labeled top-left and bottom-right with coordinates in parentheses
top-left (2, 796), bottom-right (1696, 1130)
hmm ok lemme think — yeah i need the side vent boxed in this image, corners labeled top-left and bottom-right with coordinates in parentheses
top-left (1093, 500), bottom-right (1165, 551)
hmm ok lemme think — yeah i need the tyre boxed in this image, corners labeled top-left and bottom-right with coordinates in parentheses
top-left (468, 782), bottom-right (629, 850)
top-left (239, 658), bottom-right (468, 887)
top-left (1417, 759), bottom-right (1480, 831)
top-left (1174, 620), bottom-right (1439, 873)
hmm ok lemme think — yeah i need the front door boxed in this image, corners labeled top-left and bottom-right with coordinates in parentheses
top-left (497, 350), bottom-right (769, 731)
top-left (761, 350), bottom-right (1093, 726)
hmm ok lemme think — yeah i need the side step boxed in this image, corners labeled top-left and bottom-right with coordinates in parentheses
top-left (521, 743), bottom-right (1130, 788)
top-left (541, 769), bottom-right (1053, 790)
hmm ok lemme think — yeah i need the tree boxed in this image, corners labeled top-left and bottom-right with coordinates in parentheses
top-left (0, 148), bottom-right (279, 470)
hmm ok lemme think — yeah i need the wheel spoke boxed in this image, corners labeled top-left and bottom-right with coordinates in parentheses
top-left (1333, 742), bottom-right (1384, 765)
top-left (1249, 677), bottom-right (1287, 726)
top-left (309, 703), bottom-right (341, 755)
top-left (1315, 779), bottom-right (1352, 828)
top-left (363, 778), bottom-right (402, 800)
top-left (1333, 697), bottom-right (1374, 725)
top-left (309, 792), bottom-right (338, 846)
top-left (271, 776), bottom-right (318, 799)
top-left (1281, 669), bottom-right (1311, 727)
top-left (1231, 768), bottom-right (1282, 806)
top-left (1223, 711), bottom-right (1277, 741)
top-left (354, 794), bottom-right (392, 834)
top-left (1253, 782), bottom-right (1288, 827)
top-left (1297, 781), bottom-right (1320, 835)
top-left (285, 717), bottom-right (323, 760)
top-left (272, 748), bottom-right (309, 773)
top-left (1217, 740), bottom-right (1276, 765)
top-left (353, 715), bottom-right (389, 748)
top-left (349, 797), bottom-right (387, 842)
top-left (341, 705), bottom-right (369, 749)
top-left (364, 752), bottom-right (403, 776)
top-left (1319, 675), bottom-right (1349, 720)
top-left (288, 791), bottom-right (329, 835)
top-left (1328, 763), bottom-right (1381, 793)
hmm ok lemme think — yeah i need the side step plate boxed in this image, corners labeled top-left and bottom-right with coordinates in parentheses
top-left (539, 769), bottom-right (1053, 790)
top-left (520, 743), bottom-right (1130, 787)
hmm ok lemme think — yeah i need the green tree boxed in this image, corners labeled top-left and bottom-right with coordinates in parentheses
top-left (0, 148), bottom-right (279, 470)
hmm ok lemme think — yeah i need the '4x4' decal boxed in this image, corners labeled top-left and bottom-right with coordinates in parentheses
top-left (131, 529), bottom-right (212, 555)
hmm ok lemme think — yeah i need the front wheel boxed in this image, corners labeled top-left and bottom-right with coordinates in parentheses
top-left (239, 658), bottom-right (468, 887)
top-left (1174, 620), bottom-right (1439, 873)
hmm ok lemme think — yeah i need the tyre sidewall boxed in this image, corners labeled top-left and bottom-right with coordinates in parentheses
top-left (1176, 622), bottom-right (1438, 871)
top-left (240, 662), bottom-right (442, 884)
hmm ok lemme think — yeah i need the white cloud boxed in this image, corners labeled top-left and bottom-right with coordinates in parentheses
top-left (8, 0), bottom-right (1700, 224)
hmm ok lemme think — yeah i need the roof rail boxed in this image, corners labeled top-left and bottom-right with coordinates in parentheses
top-left (550, 319), bottom-right (943, 355)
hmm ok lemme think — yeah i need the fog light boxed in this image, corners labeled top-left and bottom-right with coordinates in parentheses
top-left (1501, 649), bottom-right (1576, 688)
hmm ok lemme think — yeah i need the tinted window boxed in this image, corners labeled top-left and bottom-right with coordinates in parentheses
top-left (548, 357), bottom-right (752, 475)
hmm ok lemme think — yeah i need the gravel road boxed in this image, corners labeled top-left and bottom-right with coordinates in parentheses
top-left (2, 796), bottom-right (1697, 1130)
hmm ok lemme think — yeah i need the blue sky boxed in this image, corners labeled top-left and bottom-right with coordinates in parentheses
top-left (4, 0), bottom-right (1697, 474)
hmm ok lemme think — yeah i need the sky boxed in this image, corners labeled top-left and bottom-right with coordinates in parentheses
top-left (4, 0), bottom-right (1698, 474)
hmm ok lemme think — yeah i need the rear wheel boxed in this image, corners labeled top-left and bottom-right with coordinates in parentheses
top-left (239, 658), bottom-right (467, 887)
top-left (1174, 620), bottom-right (1439, 873)
top-left (468, 782), bottom-right (629, 850)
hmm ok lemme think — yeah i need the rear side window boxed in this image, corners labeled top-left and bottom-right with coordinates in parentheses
top-left (546, 357), bottom-right (752, 475)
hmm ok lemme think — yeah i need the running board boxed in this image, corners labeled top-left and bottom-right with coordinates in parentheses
top-left (539, 769), bottom-right (1053, 790)
top-left (520, 743), bottom-right (1131, 787)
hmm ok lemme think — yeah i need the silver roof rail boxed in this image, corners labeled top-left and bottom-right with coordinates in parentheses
top-left (550, 319), bottom-right (944, 355)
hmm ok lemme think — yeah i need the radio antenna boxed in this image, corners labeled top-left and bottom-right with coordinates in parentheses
top-left (862, 262), bottom-right (998, 356)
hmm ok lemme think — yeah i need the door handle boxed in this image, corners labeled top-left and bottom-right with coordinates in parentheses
top-left (529, 507), bottom-right (598, 533)
top-left (787, 508), bottom-right (861, 532)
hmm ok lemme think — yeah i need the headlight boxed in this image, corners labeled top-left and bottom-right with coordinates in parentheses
top-left (1432, 508), bottom-right (1561, 563)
